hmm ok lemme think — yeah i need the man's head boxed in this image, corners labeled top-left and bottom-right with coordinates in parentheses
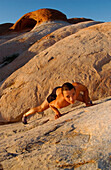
top-left (61, 82), bottom-right (76, 104)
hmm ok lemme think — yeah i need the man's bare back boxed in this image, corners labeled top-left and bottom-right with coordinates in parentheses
top-left (22, 82), bottom-right (93, 124)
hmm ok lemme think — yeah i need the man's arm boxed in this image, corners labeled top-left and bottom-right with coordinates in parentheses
top-left (73, 82), bottom-right (92, 106)
top-left (49, 105), bottom-right (61, 119)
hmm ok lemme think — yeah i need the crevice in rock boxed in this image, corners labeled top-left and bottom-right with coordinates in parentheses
top-left (58, 159), bottom-right (95, 168)
top-left (44, 124), bottom-right (62, 136)
top-left (0, 53), bottom-right (19, 68)
top-left (93, 53), bottom-right (111, 72)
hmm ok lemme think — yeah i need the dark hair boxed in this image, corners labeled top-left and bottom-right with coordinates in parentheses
top-left (61, 82), bottom-right (76, 94)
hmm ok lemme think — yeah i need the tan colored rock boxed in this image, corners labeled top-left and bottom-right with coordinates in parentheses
top-left (0, 22), bottom-right (111, 124)
top-left (0, 97), bottom-right (111, 169)
top-left (10, 8), bottom-right (67, 31)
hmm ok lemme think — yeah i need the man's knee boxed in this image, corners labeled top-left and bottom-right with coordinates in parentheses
top-left (30, 108), bottom-right (37, 113)
top-left (40, 101), bottom-right (49, 112)
top-left (39, 106), bottom-right (44, 112)
top-left (37, 105), bottom-right (47, 112)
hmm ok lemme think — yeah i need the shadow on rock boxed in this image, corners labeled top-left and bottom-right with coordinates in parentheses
top-left (0, 163), bottom-right (3, 170)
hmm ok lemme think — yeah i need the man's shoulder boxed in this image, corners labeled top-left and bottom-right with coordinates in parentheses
top-left (56, 88), bottom-right (62, 95)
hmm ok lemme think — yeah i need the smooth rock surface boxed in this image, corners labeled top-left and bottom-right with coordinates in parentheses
top-left (0, 97), bottom-right (111, 170)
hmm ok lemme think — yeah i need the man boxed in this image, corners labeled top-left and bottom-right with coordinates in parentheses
top-left (22, 82), bottom-right (93, 124)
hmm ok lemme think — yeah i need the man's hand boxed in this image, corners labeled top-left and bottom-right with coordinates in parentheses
top-left (86, 101), bottom-right (94, 107)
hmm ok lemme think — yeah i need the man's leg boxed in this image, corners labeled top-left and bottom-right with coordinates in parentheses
top-left (22, 100), bottom-right (49, 124)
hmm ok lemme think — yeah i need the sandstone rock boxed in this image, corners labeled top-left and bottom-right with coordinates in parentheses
top-left (0, 21), bottom-right (100, 82)
top-left (10, 8), bottom-right (67, 31)
top-left (0, 8), bottom-right (111, 170)
top-left (0, 22), bottom-right (111, 124)
top-left (0, 97), bottom-right (111, 169)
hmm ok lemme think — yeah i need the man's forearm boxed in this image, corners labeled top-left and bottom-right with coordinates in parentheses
top-left (50, 105), bottom-right (61, 115)
top-left (84, 89), bottom-right (90, 103)
top-left (84, 90), bottom-right (93, 106)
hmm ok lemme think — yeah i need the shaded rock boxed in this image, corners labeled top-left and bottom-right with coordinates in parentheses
top-left (68, 17), bottom-right (93, 24)
top-left (0, 21), bottom-right (69, 67)
top-left (0, 97), bottom-right (111, 169)
top-left (10, 8), bottom-right (67, 31)
top-left (0, 23), bottom-right (13, 35)
top-left (0, 21), bottom-right (100, 81)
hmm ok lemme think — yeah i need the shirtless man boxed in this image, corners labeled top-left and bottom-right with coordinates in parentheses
top-left (22, 82), bottom-right (93, 124)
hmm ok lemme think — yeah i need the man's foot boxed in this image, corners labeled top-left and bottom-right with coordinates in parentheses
top-left (86, 100), bottom-right (94, 107)
top-left (22, 115), bottom-right (27, 124)
top-left (55, 114), bottom-right (62, 119)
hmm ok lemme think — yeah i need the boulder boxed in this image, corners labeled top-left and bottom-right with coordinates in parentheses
top-left (0, 22), bottom-right (111, 123)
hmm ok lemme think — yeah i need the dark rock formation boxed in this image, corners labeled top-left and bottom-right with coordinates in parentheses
top-left (68, 17), bottom-right (93, 24)
top-left (0, 23), bottom-right (13, 35)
